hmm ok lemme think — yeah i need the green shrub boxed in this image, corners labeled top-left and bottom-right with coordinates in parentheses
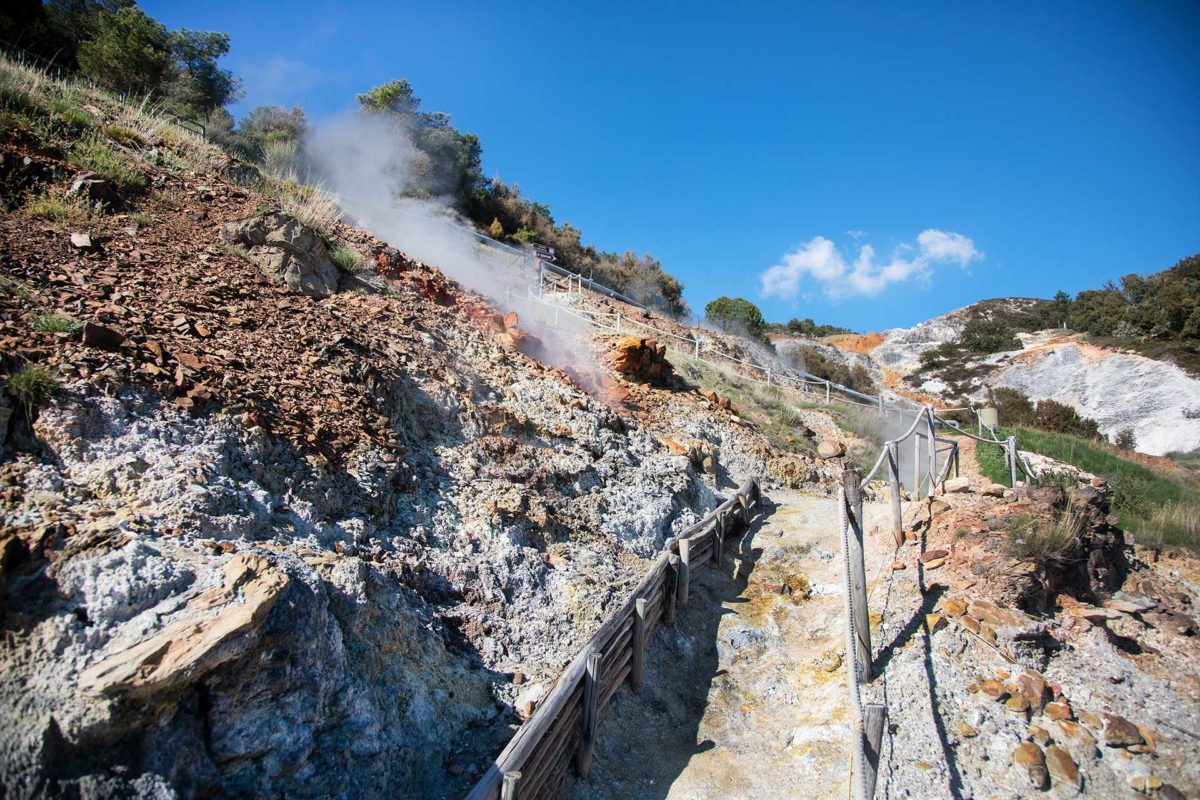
top-left (705, 296), bottom-right (768, 343)
top-left (959, 318), bottom-right (1022, 353)
top-left (1113, 428), bottom-right (1137, 451)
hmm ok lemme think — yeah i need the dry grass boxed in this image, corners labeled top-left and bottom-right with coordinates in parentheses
top-left (1006, 506), bottom-right (1084, 563)
top-left (25, 191), bottom-right (102, 228)
top-left (1137, 501), bottom-right (1200, 553)
top-left (264, 176), bottom-right (342, 235)
top-left (4, 364), bottom-right (59, 414)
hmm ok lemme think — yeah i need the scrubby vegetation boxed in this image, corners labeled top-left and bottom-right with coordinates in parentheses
top-left (988, 386), bottom-right (1100, 439)
top-left (1, 3), bottom-right (690, 318)
top-left (765, 317), bottom-right (855, 337)
top-left (977, 424), bottom-right (1200, 553)
top-left (784, 346), bottom-right (876, 395)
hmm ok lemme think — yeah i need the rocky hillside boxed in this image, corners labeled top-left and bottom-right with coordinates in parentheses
top-left (0, 67), bottom-right (830, 798)
top-left (786, 299), bottom-right (1200, 457)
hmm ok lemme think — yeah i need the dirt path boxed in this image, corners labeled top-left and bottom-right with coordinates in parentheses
top-left (949, 434), bottom-right (985, 480)
top-left (573, 489), bottom-right (897, 800)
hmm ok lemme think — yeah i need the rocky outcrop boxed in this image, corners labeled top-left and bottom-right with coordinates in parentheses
top-left (608, 336), bottom-right (672, 384)
top-left (79, 553), bottom-right (288, 698)
top-left (222, 211), bottom-right (340, 297)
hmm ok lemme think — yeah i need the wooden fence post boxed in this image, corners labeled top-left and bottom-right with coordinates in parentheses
top-left (826, 381), bottom-right (831, 404)
top-left (615, 312), bottom-right (622, 334)
top-left (694, 337), bottom-right (700, 359)
top-left (575, 651), bottom-right (602, 776)
top-left (843, 469), bottom-right (872, 682)
top-left (664, 555), bottom-right (679, 625)
top-left (885, 441), bottom-right (903, 547)
top-left (712, 518), bottom-right (724, 566)
top-left (953, 443), bottom-right (960, 478)
top-left (862, 704), bottom-right (887, 799)
top-left (912, 435), bottom-right (921, 498)
top-left (501, 771), bottom-right (521, 800)
top-left (926, 406), bottom-right (938, 493)
top-left (677, 539), bottom-right (691, 607)
top-left (1007, 436), bottom-right (1018, 487)
top-left (632, 599), bottom-right (647, 692)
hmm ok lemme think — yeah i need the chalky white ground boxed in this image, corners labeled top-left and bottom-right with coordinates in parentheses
top-left (574, 489), bottom-right (897, 799)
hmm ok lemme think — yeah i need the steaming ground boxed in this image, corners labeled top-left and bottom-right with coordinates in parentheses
top-left (304, 112), bottom-right (596, 376)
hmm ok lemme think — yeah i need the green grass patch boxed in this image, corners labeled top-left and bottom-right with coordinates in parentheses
top-left (69, 136), bottom-right (147, 190)
top-left (5, 364), bottom-right (59, 412)
top-left (31, 313), bottom-right (81, 334)
top-left (329, 245), bottom-right (366, 275)
top-left (980, 425), bottom-right (1200, 552)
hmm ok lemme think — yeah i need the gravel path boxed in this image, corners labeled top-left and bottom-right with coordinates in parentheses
top-left (573, 489), bottom-right (897, 799)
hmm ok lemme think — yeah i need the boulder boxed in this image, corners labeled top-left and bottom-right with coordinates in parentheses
top-left (944, 476), bottom-right (971, 493)
top-left (67, 171), bottom-right (121, 207)
top-left (222, 211), bottom-right (341, 297)
top-left (817, 440), bottom-right (845, 459)
top-left (1013, 742), bottom-right (1048, 789)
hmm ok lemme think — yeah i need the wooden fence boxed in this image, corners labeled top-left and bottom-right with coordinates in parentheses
top-left (465, 477), bottom-right (763, 800)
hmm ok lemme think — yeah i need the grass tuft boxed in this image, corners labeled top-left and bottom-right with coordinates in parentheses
top-left (1006, 507), bottom-right (1083, 563)
top-left (25, 191), bottom-right (102, 228)
top-left (329, 245), bottom-right (366, 275)
top-left (5, 365), bottom-right (59, 413)
top-left (31, 313), bottom-right (82, 334)
top-left (0, 275), bottom-right (34, 301)
top-left (69, 135), bottom-right (148, 190)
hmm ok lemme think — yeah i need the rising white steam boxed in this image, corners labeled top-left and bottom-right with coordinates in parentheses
top-left (303, 112), bottom-right (597, 378)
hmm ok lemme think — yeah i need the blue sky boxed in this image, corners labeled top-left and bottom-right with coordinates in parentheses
top-left (144, 1), bottom-right (1199, 331)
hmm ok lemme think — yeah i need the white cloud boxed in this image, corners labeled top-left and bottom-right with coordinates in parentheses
top-left (760, 229), bottom-right (982, 301)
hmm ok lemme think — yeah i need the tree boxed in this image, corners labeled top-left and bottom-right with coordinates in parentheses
top-left (76, 6), bottom-right (173, 96)
top-left (165, 29), bottom-right (240, 118)
top-left (487, 217), bottom-right (504, 239)
top-left (1114, 428), bottom-right (1137, 451)
top-left (1051, 291), bottom-right (1071, 326)
top-left (705, 297), bottom-right (767, 341)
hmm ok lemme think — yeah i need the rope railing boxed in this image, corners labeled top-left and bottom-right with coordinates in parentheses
top-left (465, 478), bottom-right (763, 800)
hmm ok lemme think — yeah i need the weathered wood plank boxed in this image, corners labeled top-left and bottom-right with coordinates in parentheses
top-left (632, 598), bottom-right (647, 692)
top-left (677, 539), bottom-right (690, 606)
top-left (863, 703), bottom-right (887, 799)
top-left (574, 651), bottom-right (602, 777)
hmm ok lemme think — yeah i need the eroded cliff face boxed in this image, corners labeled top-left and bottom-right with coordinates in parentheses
top-left (995, 341), bottom-right (1200, 456)
top-left (0, 135), bottom-right (823, 798)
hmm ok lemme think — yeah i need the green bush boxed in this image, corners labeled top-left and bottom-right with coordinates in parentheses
top-left (959, 318), bottom-right (1022, 353)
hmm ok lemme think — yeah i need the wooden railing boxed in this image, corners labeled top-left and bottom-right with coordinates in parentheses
top-left (465, 477), bottom-right (763, 800)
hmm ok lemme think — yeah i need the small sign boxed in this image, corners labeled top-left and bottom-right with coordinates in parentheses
top-left (532, 244), bottom-right (557, 262)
